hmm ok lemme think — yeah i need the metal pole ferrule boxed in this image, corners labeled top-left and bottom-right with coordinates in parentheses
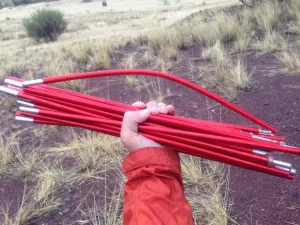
top-left (22, 79), bottom-right (43, 87)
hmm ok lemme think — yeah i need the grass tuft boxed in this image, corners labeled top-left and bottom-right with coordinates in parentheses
top-left (276, 50), bottom-right (300, 73)
top-left (140, 77), bottom-right (172, 102)
top-left (0, 136), bottom-right (14, 174)
top-left (202, 41), bottom-right (250, 100)
top-left (181, 155), bottom-right (231, 225)
top-left (51, 130), bottom-right (122, 178)
top-left (202, 41), bottom-right (226, 64)
top-left (191, 15), bottom-right (242, 46)
top-left (234, 9), bottom-right (254, 53)
top-left (90, 42), bottom-right (113, 70)
top-left (123, 54), bottom-right (141, 88)
top-left (253, 1), bottom-right (281, 33)
top-left (252, 32), bottom-right (287, 52)
top-left (284, 0), bottom-right (300, 22)
top-left (82, 184), bottom-right (123, 225)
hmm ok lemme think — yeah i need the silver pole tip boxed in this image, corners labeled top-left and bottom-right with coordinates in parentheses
top-left (17, 100), bottom-right (34, 107)
top-left (253, 135), bottom-right (278, 143)
top-left (15, 116), bottom-right (34, 123)
top-left (275, 166), bottom-right (289, 172)
top-left (259, 129), bottom-right (273, 134)
top-left (273, 159), bottom-right (292, 169)
top-left (290, 168), bottom-right (297, 175)
top-left (22, 79), bottom-right (43, 87)
top-left (275, 166), bottom-right (297, 175)
top-left (4, 79), bottom-right (23, 88)
top-left (253, 149), bottom-right (268, 156)
top-left (19, 106), bottom-right (39, 114)
top-left (0, 86), bottom-right (19, 96)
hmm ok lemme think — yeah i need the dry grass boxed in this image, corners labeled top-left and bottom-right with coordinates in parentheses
top-left (42, 40), bottom-right (114, 92)
top-left (0, 136), bottom-right (14, 174)
top-left (0, 157), bottom-right (76, 225)
top-left (202, 40), bottom-right (226, 63)
top-left (34, 166), bottom-right (65, 202)
top-left (142, 47), bottom-right (154, 64)
top-left (284, 0), bottom-right (300, 22)
top-left (231, 59), bottom-right (250, 89)
top-left (1, 187), bottom-right (61, 225)
top-left (51, 130), bottom-right (122, 178)
top-left (12, 147), bottom-right (41, 177)
top-left (0, 127), bottom-right (123, 224)
top-left (190, 14), bottom-right (242, 47)
top-left (123, 54), bottom-right (137, 69)
top-left (181, 155), bottom-right (231, 225)
top-left (252, 32), bottom-right (287, 52)
top-left (124, 76), bottom-right (140, 88)
top-left (234, 9), bottom-right (254, 54)
top-left (45, 40), bottom-right (114, 77)
top-left (276, 50), bottom-right (300, 73)
top-left (0, 60), bottom-right (27, 82)
top-left (123, 54), bottom-right (141, 88)
top-left (103, 17), bottom-right (122, 25)
top-left (202, 41), bottom-right (250, 100)
top-left (80, 184), bottom-right (123, 225)
top-left (61, 42), bottom-right (93, 65)
top-left (46, 50), bottom-right (77, 76)
top-left (56, 79), bottom-right (88, 93)
top-left (253, 1), bottom-right (281, 33)
top-left (141, 46), bottom-right (174, 73)
top-left (140, 77), bottom-right (172, 102)
top-left (89, 42), bottom-right (114, 70)
top-left (141, 27), bottom-right (185, 56)
top-left (234, 33), bottom-right (252, 54)
top-left (0, 134), bottom-right (41, 177)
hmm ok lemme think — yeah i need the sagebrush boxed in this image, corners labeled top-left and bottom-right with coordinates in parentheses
top-left (23, 9), bottom-right (67, 42)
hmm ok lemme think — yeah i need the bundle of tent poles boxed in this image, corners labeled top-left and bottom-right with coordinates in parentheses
top-left (0, 69), bottom-right (299, 180)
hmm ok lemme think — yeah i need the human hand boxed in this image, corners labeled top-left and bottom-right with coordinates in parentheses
top-left (121, 101), bottom-right (176, 153)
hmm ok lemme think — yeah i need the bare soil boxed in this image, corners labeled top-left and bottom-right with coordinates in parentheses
top-left (226, 52), bottom-right (300, 225)
top-left (1, 43), bottom-right (300, 224)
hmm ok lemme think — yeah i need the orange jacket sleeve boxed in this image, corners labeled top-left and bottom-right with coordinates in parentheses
top-left (122, 147), bottom-right (194, 225)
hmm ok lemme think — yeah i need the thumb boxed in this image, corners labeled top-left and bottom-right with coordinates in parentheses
top-left (121, 109), bottom-right (150, 138)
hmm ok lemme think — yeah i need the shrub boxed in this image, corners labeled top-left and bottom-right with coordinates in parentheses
top-left (12, 0), bottom-right (59, 6)
top-left (12, 0), bottom-right (25, 5)
top-left (239, 0), bottom-right (283, 5)
top-left (23, 9), bottom-right (67, 42)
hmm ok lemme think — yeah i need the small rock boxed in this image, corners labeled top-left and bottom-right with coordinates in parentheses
top-left (64, 197), bottom-right (71, 203)
top-left (292, 192), bottom-right (300, 199)
top-left (62, 207), bottom-right (70, 214)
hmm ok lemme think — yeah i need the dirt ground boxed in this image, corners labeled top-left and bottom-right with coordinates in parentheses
top-left (1, 43), bottom-right (299, 225)
top-left (1, 0), bottom-right (300, 224)
top-left (225, 53), bottom-right (300, 225)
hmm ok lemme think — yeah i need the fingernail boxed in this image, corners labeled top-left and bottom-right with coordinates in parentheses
top-left (140, 109), bottom-right (149, 115)
top-left (160, 106), bottom-right (166, 111)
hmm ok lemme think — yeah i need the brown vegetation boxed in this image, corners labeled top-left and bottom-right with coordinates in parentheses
top-left (1, 0), bottom-right (300, 224)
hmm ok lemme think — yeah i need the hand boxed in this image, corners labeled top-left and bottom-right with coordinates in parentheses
top-left (121, 101), bottom-right (176, 153)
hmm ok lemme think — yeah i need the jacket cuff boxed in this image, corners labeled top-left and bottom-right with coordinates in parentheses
top-left (122, 147), bottom-right (181, 174)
